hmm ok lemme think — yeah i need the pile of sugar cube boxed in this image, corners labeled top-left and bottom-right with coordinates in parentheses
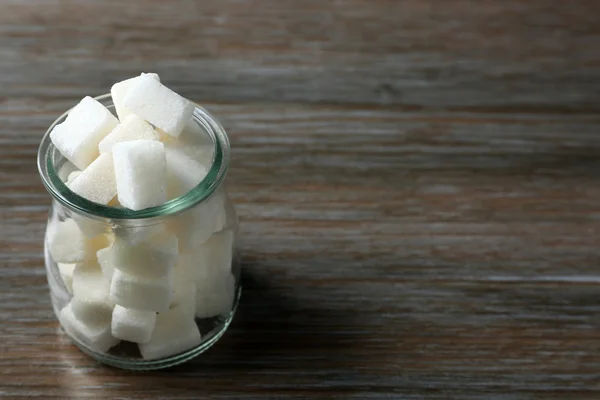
top-left (46, 73), bottom-right (235, 359)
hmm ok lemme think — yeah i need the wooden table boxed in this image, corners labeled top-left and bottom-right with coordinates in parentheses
top-left (1, 1), bottom-right (599, 398)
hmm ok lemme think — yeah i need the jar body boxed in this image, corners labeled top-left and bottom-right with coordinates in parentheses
top-left (39, 96), bottom-right (240, 370)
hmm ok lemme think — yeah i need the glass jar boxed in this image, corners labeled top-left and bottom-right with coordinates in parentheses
top-left (37, 94), bottom-right (240, 370)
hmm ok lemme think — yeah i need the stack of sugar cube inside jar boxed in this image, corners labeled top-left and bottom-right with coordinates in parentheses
top-left (46, 73), bottom-right (236, 360)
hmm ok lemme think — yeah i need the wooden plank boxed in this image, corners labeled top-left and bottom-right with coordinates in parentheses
top-left (0, 1), bottom-right (598, 109)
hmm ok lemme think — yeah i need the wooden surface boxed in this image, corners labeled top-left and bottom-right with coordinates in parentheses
top-left (1, 0), bottom-right (600, 398)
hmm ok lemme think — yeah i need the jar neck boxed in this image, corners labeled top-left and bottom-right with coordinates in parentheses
top-left (37, 94), bottom-right (230, 223)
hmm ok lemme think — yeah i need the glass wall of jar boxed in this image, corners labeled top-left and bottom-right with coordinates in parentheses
top-left (38, 95), bottom-right (240, 370)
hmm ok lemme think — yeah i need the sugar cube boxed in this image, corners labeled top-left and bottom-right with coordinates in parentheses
top-left (111, 73), bottom-right (160, 121)
top-left (58, 161), bottom-right (79, 182)
top-left (71, 262), bottom-right (114, 322)
top-left (179, 229), bottom-right (234, 282)
top-left (113, 140), bottom-right (167, 210)
top-left (60, 303), bottom-right (119, 353)
top-left (111, 231), bottom-right (178, 278)
top-left (223, 194), bottom-right (238, 229)
top-left (50, 96), bottom-right (119, 169)
top-left (195, 263), bottom-right (234, 294)
top-left (171, 188), bottom-right (229, 251)
top-left (47, 219), bottom-right (99, 263)
top-left (195, 272), bottom-right (235, 318)
top-left (109, 269), bottom-right (173, 312)
top-left (96, 246), bottom-right (114, 281)
top-left (164, 118), bottom-right (214, 168)
top-left (111, 305), bottom-right (156, 344)
top-left (57, 262), bottom-right (77, 294)
top-left (73, 260), bottom-right (108, 296)
top-left (180, 118), bottom-right (213, 148)
top-left (165, 147), bottom-right (208, 199)
top-left (138, 305), bottom-right (201, 360)
top-left (68, 153), bottom-right (117, 205)
top-left (174, 253), bottom-right (199, 280)
top-left (113, 223), bottom-right (165, 246)
top-left (71, 295), bottom-right (114, 326)
top-left (66, 171), bottom-right (81, 185)
top-left (171, 257), bottom-right (196, 317)
top-left (98, 114), bottom-right (160, 154)
top-left (198, 229), bottom-right (235, 274)
top-left (123, 75), bottom-right (194, 137)
top-left (72, 214), bottom-right (109, 238)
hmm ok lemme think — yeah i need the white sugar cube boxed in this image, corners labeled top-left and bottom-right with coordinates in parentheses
top-left (171, 188), bottom-right (229, 251)
top-left (47, 219), bottom-right (85, 263)
top-left (99, 114), bottom-right (160, 154)
top-left (112, 231), bottom-right (178, 278)
top-left (180, 118), bottom-right (213, 148)
top-left (113, 140), bottom-right (167, 210)
top-left (60, 303), bottom-right (119, 353)
top-left (71, 262), bottom-right (114, 323)
top-left (113, 223), bottom-right (165, 246)
top-left (57, 262), bottom-right (77, 294)
top-left (138, 305), bottom-right (201, 360)
top-left (66, 171), bottom-right (81, 185)
top-left (123, 75), bottom-right (194, 137)
top-left (111, 305), bottom-right (156, 344)
top-left (68, 153), bottom-right (117, 205)
top-left (72, 219), bottom-right (108, 238)
top-left (223, 196), bottom-right (238, 232)
top-left (174, 144), bottom-right (212, 172)
top-left (71, 296), bottom-right (114, 326)
top-left (165, 147), bottom-right (208, 199)
top-left (50, 96), bottom-right (118, 170)
top-left (177, 252), bottom-right (212, 285)
top-left (171, 257), bottom-right (196, 317)
top-left (195, 263), bottom-right (234, 294)
top-left (174, 253), bottom-right (199, 280)
top-left (215, 229), bottom-right (236, 273)
top-left (96, 246), bottom-right (114, 281)
top-left (192, 188), bottom-right (230, 231)
top-left (179, 229), bottom-right (234, 282)
top-left (109, 269), bottom-right (173, 312)
top-left (198, 229), bottom-right (235, 274)
top-left (72, 213), bottom-right (109, 238)
top-left (58, 161), bottom-right (79, 182)
top-left (164, 118), bottom-right (213, 168)
top-left (111, 73), bottom-right (160, 121)
top-left (47, 219), bottom-right (104, 263)
top-left (195, 272), bottom-right (235, 318)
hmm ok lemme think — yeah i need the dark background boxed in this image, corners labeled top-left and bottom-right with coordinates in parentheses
top-left (1, 1), bottom-right (600, 398)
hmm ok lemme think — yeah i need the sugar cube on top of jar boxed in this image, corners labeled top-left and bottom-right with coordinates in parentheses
top-left (41, 73), bottom-right (238, 368)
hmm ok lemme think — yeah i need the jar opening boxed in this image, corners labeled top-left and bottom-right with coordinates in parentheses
top-left (37, 94), bottom-right (230, 220)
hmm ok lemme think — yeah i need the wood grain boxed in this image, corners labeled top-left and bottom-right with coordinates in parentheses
top-left (1, 0), bottom-right (600, 398)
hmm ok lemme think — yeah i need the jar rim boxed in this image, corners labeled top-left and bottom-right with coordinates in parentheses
top-left (37, 93), bottom-right (230, 220)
